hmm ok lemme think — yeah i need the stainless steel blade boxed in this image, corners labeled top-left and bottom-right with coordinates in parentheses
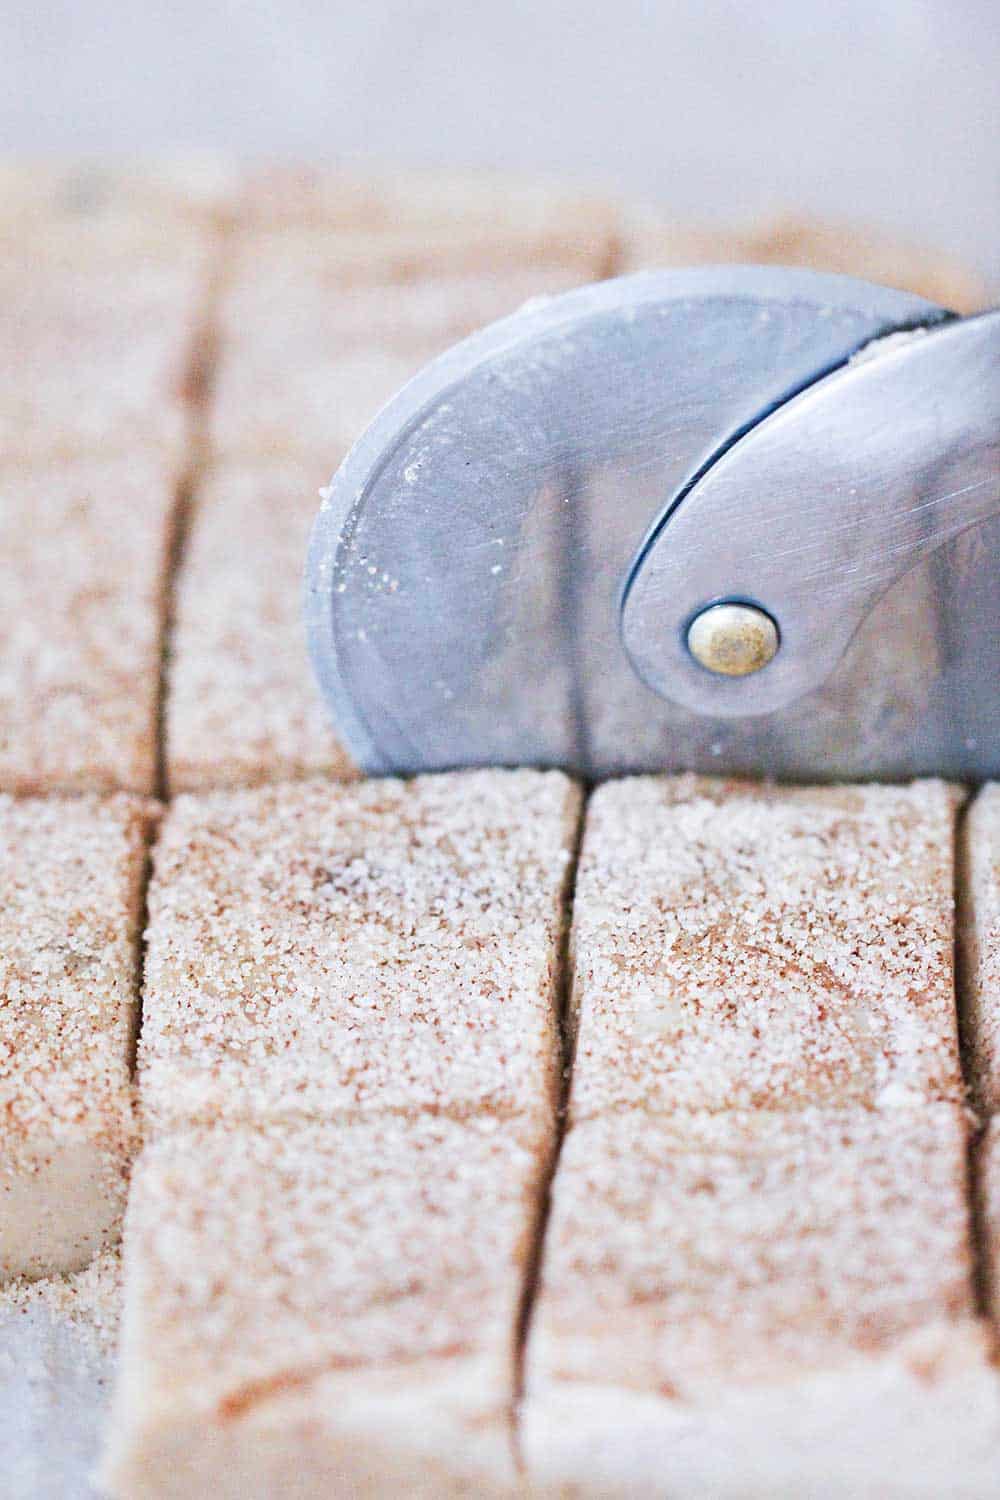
top-left (307, 268), bottom-right (956, 781)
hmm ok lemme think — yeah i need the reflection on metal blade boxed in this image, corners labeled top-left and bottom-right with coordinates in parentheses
top-left (308, 267), bottom-right (951, 780)
top-left (0, 1299), bottom-right (113, 1499)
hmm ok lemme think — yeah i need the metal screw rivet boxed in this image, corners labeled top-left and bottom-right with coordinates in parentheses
top-left (686, 602), bottom-right (779, 677)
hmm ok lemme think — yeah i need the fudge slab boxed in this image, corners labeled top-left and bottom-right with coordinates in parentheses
top-left (0, 454), bottom-right (180, 796)
top-left (568, 776), bottom-right (965, 1119)
top-left (104, 1114), bottom-right (544, 1498)
top-left (164, 458), bottom-right (356, 793)
top-left (524, 1106), bottom-right (999, 1498)
top-left (959, 785), bottom-right (1000, 1113)
top-left (0, 228), bottom-right (211, 463)
top-left (0, 793), bottom-right (153, 1279)
top-left (139, 770), bottom-right (581, 1135)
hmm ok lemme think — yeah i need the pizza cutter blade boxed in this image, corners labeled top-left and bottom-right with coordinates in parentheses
top-left (307, 267), bottom-right (999, 782)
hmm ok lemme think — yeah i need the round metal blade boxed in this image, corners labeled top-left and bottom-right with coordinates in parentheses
top-left (306, 267), bottom-right (943, 780)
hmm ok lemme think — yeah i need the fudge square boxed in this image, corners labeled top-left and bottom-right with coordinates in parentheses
top-left (234, 163), bottom-right (618, 245)
top-left (207, 338), bottom-right (426, 463)
top-left (0, 158), bottom-right (233, 235)
top-left (104, 1114), bottom-right (542, 1499)
top-left (568, 775), bottom-right (965, 1119)
top-left (164, 458), bottom-right (358, 793)
top-left (0, 221), bottom-right (210, 464)
top-left (218, 258), bottom-right (588, 356)
top-left (523, 1106), bottom-right (1000, 1498)
top-left (139, 769), bottom-right (581, 1136)
top-left (207, 226), bottom-right (606, 462)
top-left (0, 792), bottom-right (153, 1279)
top-left (218, 230), bottom-right (591, 356)
top-left (0, 453), bottom-right (181, 796)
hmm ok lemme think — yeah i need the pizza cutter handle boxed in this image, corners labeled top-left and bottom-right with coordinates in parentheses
top-left (620, 308), bottom-right (1000, 718)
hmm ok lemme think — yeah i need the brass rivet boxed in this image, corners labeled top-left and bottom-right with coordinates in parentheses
top-left (687, 603), bottom-right (779, 677)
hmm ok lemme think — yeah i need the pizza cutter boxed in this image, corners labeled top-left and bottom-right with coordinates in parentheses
top-left (307, 267), bottom-right (999, 782)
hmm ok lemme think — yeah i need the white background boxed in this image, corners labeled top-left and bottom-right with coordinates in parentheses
top-left (2, 0), bottom-right (997, 283)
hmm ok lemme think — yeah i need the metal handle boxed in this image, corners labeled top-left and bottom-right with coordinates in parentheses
top-left (621, 309), bottom-right (1000, 717)
top-left (308, 267), bottom-right (998, 781)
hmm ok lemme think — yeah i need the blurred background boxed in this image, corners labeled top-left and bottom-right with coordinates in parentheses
top-left (2, 0), bottom-right (998, 285)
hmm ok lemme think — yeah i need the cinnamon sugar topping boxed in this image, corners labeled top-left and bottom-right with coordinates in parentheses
top-left (140, 770), bottom-right (580, 1135)
top-left (569, 776), bottom-right (965, 1119)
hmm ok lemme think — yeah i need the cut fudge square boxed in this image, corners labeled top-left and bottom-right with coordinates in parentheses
top-left (361, 167), bottom-right (615, 239)
top-left (234, 168), bottom-right (617, 272)
top-left (0, 229), bottom-right (210, 463)
top-left (0, 453), bottom-right (181, 796)
top-left (530, 1106), bottom-right (977, 1399)
top-left (139, 770), bottom-right (581, 1134)
top-left (958, 785), bottom-right (1000, 1113)
top-left (266, 263), bottom-right (586, 350)
top-left (523, 1106), bottom-right (999, 1497)
top-left (236, 164), bottom-right (618, 238)
top-left (0, 793), bottom-right (154, 1279)
top-left (104, 1114), bottom-right (547, 1498)
top-left (253, 219), bottom-right (612, 284)
top-left (208, 224), bottom-right (606, 463)
top-left (232, 163), bottom-right (403, 230)
top-left (164, 458), bottom-right (357, 793)
top-left (0, 230), bottom-right (211, 323)
top-left (569, 776), bottom-right (965, 1118)
top-left (0, 207), bottom-right (212, 283)
top-left (219, 233), bottom-right (588, 354)
top-left (0, 157), bottom-right (235, 234)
